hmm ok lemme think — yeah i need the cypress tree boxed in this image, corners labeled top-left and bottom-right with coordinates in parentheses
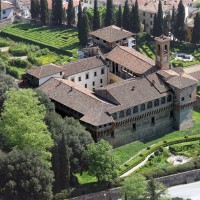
top-left (117, 5), bottom-right (122, 27)
top-left (93, 0), bottom-right (100, 30)
top-left (52, 0), bottom-right (63, 25)
top-left (62, 8), bottom-right (67, 24)
top-left (134, 0), bottom-right (140, 33)
top-left (40, 0), bottom-right (49, 25)
top-left (80, 8), bottom-right (89, 46)
top-left (122, 0), bottom-right (130, 30)
top-left (153, 13), bottom-right (157, 36)
top-left (157, 0), bottom-right (163, 36)
top-left (174, 0), bottom-right (186, 41)
top-left (77, 1), bottom-right (83, 41)
top-left (192, 13), bottom-right (200, 44)
top-left (0, 0), bottom-right (1, 20)
top-left (31, 0), bottom-right (40, 20)
top-left (105, 0), bottom-right (114, 26)
top-left (171, 5), bottom-right (175, 35)
top-left (67, 0), bottom-right (75, 27)
top-left (130, 5), bottom-right (135, 32)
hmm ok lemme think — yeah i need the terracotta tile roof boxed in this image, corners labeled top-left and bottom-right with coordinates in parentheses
top-left (62, 56), bottom-right (107, 77)
top-left (47, 0), bottom-right (79, 10)
top-left (106, 45), bottom-right (157, 75)
top-left (2, 1), bottom-right (14, 10)
top-left (90, 25), bottom-right (135, 43)
top-left (27, 64), bottom-right (63, 79)
top-left (95, 77), bottom-right (170, 114)
top-left (39, 78), bottom-right (114, 126)
top-left (17, 0), bottom-right (30, 5)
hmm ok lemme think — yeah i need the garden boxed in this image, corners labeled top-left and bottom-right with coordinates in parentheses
top-left (0, 23), bottom-right (80, 57)
top-left (137, 33), bottom-right (200, 67)
top-left (0, 37), bottom-right (76, 79)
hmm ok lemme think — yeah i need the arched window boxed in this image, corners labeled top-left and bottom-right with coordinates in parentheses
top-left (161, 97), bottom-right (166, 104)
top-left (154, 99), bottom-right (159, 107)
top-left (141, 104), bottom-right (146, 111)
top-left (126, 109), bottom-right (131, 116)
top-left (167, 95), bottom-right (172, 102)
top-left (119, 111), bottom-right (124, 118)
top-left (147, 101), bottom-right (152, 109)
top-left (113, 113), bottom-right (117, 120)
top-left (133, 106), bottom-right (138, 113)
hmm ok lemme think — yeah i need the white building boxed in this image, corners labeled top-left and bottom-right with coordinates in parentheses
top-left (1, 1), bottom-right (14, 20)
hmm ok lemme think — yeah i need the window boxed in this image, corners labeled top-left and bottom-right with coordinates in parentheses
top-left (167, 95), bottom-right (172, 102)
top-left (151, 13), bottom-right (153, 18)
top-left (141, 104), bottom-right (146, 111)
top-left (113, 113), bottom-right (117, 120)
top-left (3, 10), bottom-right (6, 14)
top-left (100, 79), bottom-right (103, 83)
top-left (101, 68), bottom-right (105, 74)
top-left (151, 117), bottom-right (155, 125)
top-left (60, 72), bottom-right (63, 75)
top-left (78, 76), bottom-right (81, 81)
top-left (147, 101), bottom-right (152, 109)
top-left (126, 109), bottom-right (131, 116)
top-left (119, 111), bottom-right (124, 118)
top-left (181, 97), bottom-right (185, 101)
top-left (154, 99), bottom-right (159, 107)
top-left (133, 106), bottom-right (138, 113)
top-left (170, 111), bottom-right (173, 118)
top-left (86, 73), bottom-right (89, 79)
top-left (161, 97), bottom-right (166, 104)
top-left (71, 77), bottom-right (74, 82)
top-left (190, 94), bottom-right (192, 98)
top-left (150, 21), bottom-right (153, 25)
top-left (143, 12), bottom-right (145, 16)
top-left (85, 84), bottom-right (87, 88)
top-left (133, 123), bottom-right (136, 131)
top-left (143, 19), bottom-right (145, 24)
top-left (94, 71), bottom-right (97, 76)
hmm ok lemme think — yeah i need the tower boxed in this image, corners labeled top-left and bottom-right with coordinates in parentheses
top-left (155, 35), bottom-right (170, 70)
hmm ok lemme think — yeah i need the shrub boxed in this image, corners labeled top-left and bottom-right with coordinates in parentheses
top-left (9, 59), bottom-right (30, 68)
top-left (6, 68), bottom-right (19, 79)
top-left (9, 43), bottom-right (28, 56)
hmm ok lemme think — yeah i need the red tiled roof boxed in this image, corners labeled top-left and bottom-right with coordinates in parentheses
top-left (47, 0), bottom-right (79, 10)
top-left (2, 1), bottom-right (14, 10)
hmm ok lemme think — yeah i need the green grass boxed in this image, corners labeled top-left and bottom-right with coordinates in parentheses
top-left (36, 53), bottom-right (59, 65)
top-left (1, 23), bottom-right (80, 57)
top-left (75, 172), bottom-right (97, 185)
top-left (114, 111), bottom-right (200, 165)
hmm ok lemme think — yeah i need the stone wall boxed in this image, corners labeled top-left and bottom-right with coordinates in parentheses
top-left (194, 95), bottom-right (200, 110)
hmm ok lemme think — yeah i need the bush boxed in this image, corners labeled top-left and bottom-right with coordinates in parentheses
top-left (9, 59), bottom-right (30, 68)
top-left (6, 68), bottom-right (19, 79)
top-left (9, 43), bottom-right (28, 56)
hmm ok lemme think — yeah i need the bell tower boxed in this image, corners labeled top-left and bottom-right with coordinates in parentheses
top-left (155, 35), bottom-right (170, 70)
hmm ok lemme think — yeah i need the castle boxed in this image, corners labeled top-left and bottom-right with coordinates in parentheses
top-left (26, 26), bottom-right (198, 147)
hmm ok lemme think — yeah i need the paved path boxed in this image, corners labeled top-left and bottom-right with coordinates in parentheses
top-left (0, 47), bottom-right (9, 52)
top-left (168, 181), bottom-right (200, 200)
top-left (10, 56), bottom-right (27, 60)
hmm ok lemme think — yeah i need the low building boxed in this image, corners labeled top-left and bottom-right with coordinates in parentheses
top-left (1, 1), bottom-right (14, 20)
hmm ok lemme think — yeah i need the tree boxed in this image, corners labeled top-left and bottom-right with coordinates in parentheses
top-left (67, 0), bottom-right (75, 27)
top-left (0, 89), bottom-right (53, 159)
top-left (0, 149), bottom-right (54, 200)
top-left (192, 13), bottom-right (200, 44)
top-left (117, 5), bottom-right (122, 27)
top-left (40, 0), bottom-right (49, 25)
top-left (105, 0), bottom-right (114, 26)
top-left (77, 1), bottom-right (83, 41)
top-left (171, 5), bottom-right (176, 36)
top-left (133, 0), bottom-right (140, 33)
top-left (130, 5), bottom-right (135, 33)
top-left (62, 8), bottom-right (67, 23)
top-left (85, 139), bottom-right (119, 182)
top-left (157, 0), bottom-right (163, 36)
top-left (121, 173), bottom-right (148, 200)
top-left (174, 0), bottom-right (186, 41)
top-left (52, 0), bottom-right (63, 25)
top-left (153, 13), bottom-right (157, 36)
top-left (163, 13), bottom-right (171, 35)
top-left (93, 0), bottom-right (100, 30)
top-left (122, 0), bottom-right (130, 30)
top-left (80, 8), bottom-right (89, 46)
top-left (31, 0), bottom-right (40, 20)
top-left (148, 178), bottom-right (167, 200)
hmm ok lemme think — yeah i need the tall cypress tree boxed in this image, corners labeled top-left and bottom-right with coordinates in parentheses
top-left (67, 0), bottom-right (75, 27)
top-left (31, 0), bottom-right (40, 20)
top-left (52, 0), bottom-right (63, 25)
top-left (153, 13), bottom-right (157, 36)
top-left (0, 0), bottom-right (1, 20)
top-left (134, 0), bottom-right (140, 33)
top-left (80, 8), bottom-right (89, 46)
top-left (40, 0), bottom-right (49, 25)
top-left (105, 0), bottom-right (114, 26)
top-left (130, 5), bottom-right (135, 32)
top-left (192, 13), bottom-right (200, 44)
top-left (157, 0), bottom-right (163, 36)
top-left (122, 0), bottom-right (130, 30)
top-left (117, 5), bottom-right (122, 27)
top-left (93, 0), bottom-right (100, 30)
top-left (77, 1), bottom-right (83, 41)
top-left (171, 5), bottom-right (175, 35)
top-left (174, 0), bottom-right (186, 41)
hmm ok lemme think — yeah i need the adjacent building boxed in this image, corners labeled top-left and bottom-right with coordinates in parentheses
top-left (1, 1), bottom-right (14, 20)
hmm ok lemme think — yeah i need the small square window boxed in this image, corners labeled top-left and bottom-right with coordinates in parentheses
top-left (100, 79), bottom-right (103, 83)
top-left (189, 94), bottom-right (192, 98)
top-left (181, 97), bottom-right (185, 101)
top-left (78, 76), bottom-right (81, 81)
top-left (71, 77), bottom-right (74, 82)
top-left (86, 73), bottom-right (89, 79)
top-left (94, 71), bottom-right (97, 76)
top-left (101, 68), bottom-right (105, 75)
top-left (3, 10), bottom-right (6, 14)
top-left (151, 117), bottom-right (155, 125)
top-left (133, 123), bottom-right (136, 131)
top-left (85, 84), bottom-right (87, 88)
top-left (60, 72), bottom-right (63, 75)
top-left (92, 81), bottom-right (95, 86)
top-left (143, 12), bottom-right (145, 16)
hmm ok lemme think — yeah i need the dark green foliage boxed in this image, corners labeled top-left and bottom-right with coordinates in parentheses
top-left (116, 5), bottom-right (122, 27)
top-left (174, 0), bottom-right (186, 41)
top-left (6, 68), bottom-right (19, 79)
top-left (122, 0), bottom-right (130, 31)
top-left (130, 5), bottom-right (135, 33)
top-left (62, 8), bottom-right (67, 23)
top-left (8, 59), bottom-right (30, 68)
top-left (31, 0), bottom-right (40, 20)
top-left (133, 0), bottom-right (140, 33)
top-left (156, 0), bottom-right (163, 36)
top-left (153, 13), bottom-right (157, 36)
top-left (93, 0), bottom-right (100, 30)
top-left (40, 0), bottom-right (49, 25)
top-left (77, 1), bottom-right (83, 41)
top-left (163, 13), bottom-right (171, 35)
top-left (0, 149), bottom-right (54, 200)
top-left (171, 5), bottom-right (176, 35)
top-left (67, 0), bottom-right (75, 27)
top-left (192, 13), bottom-right (200, 44)
top-left (52, 0), bottom-right (63, 25)
top-left (105, 0), bottom-right (114, 26)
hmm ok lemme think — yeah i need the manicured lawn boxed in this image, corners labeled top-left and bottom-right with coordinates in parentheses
top-left (114, 111), bottom-right (200, 165)
top-left (75, 172), bottom-right (97, 185)
top-left (0, 23), bottom-right (80, 57)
